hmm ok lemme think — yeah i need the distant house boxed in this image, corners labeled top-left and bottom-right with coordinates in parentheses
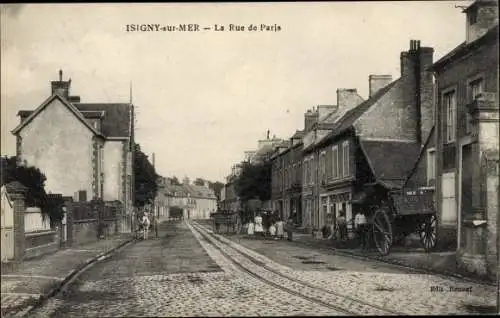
top-left (11, 71), bottom-right (135, 220)
top-left (182, 178), bottom-right (218, 219)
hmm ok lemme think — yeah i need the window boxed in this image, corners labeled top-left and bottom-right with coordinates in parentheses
top-left (342, 141), bottom-right (350, 177)
top-left (469, 78), bottom-right (484, 102)
top-left (320, 152), bottom-right (326, 182)
top-left (332, 145), bottom-right (339, 179)
top-left (443, 90), bottom-right (456, 143)
top-left (467, 78), bottom-right (483, 134)
top-left (427, 148), bottom-right (436, 186)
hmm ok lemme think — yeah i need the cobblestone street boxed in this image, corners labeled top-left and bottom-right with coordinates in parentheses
top-left (27, 221), bottom-right (497, 317)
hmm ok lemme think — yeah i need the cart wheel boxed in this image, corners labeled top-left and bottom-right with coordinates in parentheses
top-left (420, 214), bottom-right (438, 252)
top-left (372, 208), bottom-right (393, 256)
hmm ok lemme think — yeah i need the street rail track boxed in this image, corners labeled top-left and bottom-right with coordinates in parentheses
top-left (189, 221), bottom-right (402, 316)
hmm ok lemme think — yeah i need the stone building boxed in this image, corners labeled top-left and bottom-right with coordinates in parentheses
top-left (429, 0), bottom-right (498, 279)
top-left (12, 71), bottom-right (135, 232)
top-left (302, 40), bottom-right (435, 235)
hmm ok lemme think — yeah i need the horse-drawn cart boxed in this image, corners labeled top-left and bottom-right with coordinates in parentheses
top-left (361, 185), bottom-right (437, 256)
top-left (212, 210), bottom-right (242, 234)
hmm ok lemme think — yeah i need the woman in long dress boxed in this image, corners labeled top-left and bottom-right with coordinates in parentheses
top-left (275, 218), bottom-right (284, 240)
top-left (269, 221), bottom-right (276, 237)
top-left (254, 214), bottom-right (264, 236)
top-left (247, 221), bottom-right (255, 236)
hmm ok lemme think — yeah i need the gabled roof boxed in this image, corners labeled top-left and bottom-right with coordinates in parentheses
top-left (304, 79), bottom-right (400, 153)
top-left (73, 103), bottom-right (132, 138)
top-left (430, 24), bottom-right (499, 71)
top-left (12, 94), bottom-right (102, 136)
top-left (291, 130), bottom-right (305, 139)
top-left (359, 139), bottom-right (421, 189)
top-left (184, 184), bottom-right (216, 199)
top-left (334, 80), bottom-right (400, 135)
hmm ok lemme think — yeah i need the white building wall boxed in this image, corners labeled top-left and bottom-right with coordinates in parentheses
top-left (103, 141), bottom-right (123, 201)
top-left (19, 98), bottom-right (93, 198)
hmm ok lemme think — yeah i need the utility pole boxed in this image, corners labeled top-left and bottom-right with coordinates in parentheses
top-left (152, 152), bottom-right (159, 239)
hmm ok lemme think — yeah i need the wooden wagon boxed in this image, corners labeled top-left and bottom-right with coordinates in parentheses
top-left (212, 210), bottom-right (242, 234)
top-left (357, 185), bottom-right (437, 256)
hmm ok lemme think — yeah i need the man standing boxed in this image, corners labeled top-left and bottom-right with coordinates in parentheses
top-left (355, 211), bottom-right (368, 250)
top-left (337, 211), bottom-right (347, 241)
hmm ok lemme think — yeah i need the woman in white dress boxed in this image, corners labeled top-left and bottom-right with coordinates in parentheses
top-left (247, 221), bottom-right (255, 236)
top-left (275, 219), bottom-right (284, 239)
top-left (269, 221), bottom-right (276, 237)
top-left (254, 214), bottom-right (264, 236)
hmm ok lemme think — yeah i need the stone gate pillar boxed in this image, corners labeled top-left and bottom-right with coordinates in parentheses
top-left (8, 182), bottom-right (27, 262)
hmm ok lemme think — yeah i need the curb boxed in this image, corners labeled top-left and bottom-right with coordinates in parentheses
top-left (292, 239), bottom-right (496, 287)
top-left (12, 237), bottom-right (135, 317)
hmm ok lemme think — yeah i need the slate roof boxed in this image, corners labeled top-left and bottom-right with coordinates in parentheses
top-left (304, 79), bottom-right (400, 153)
top-left (73, 103), bottom-right (131, 138)
top-left (183, 184), bottom-right (217, 199)
top-left (16, 101), bottom-right (132, 138)
top-left (359, 139), bottom-right (421, 189)
top-left (431, 24), bottom-right (499, 71)
top-left (291, 130), bottom-right (305, 139)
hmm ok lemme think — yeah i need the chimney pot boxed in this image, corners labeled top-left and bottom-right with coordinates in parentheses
top-left (59, 69), bottom-right (63, 81)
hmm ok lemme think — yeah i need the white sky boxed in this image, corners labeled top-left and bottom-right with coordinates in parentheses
top-left (1, 2), bottom-right (469, 182)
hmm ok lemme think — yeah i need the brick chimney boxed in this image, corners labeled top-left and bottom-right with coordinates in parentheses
top-left (304, 108), bottom-right (319, 132)
top-left (464, 0), bottom-right (498, 44)
top-left (337, 88), bottom-right (364, 110)
top-left (317, 105), bottom-right (337, 122)
top-left (401, 40), bottom-right (435, 145)
top-left (51, 69), bottom-right (71, 99)
top-left (368, 75), bottom-right (393, 98)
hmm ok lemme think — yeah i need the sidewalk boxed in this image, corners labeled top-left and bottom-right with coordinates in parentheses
top-left (289, 232), bottom-right (495, 285)
top-left (1, 234), bottom-right (134, 317)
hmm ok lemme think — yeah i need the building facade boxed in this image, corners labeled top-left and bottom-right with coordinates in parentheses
top-left (12, 71), bottom-right (135, 231)
top-left (301, 40), bottom-right (435, 235)
top-left (430, 0), bottom-right (498, 278)
top-left (283, 131), bottom-right (304, 223)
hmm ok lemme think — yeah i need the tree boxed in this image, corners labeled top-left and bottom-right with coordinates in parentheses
top-left (208, 181), bottom-right (224, 201)
top-left (168, 176), bottom-right (181, 186)
top-left (193, 178), bottom-right (205, 186)
top-left (0, 156), bottom-right (63, 223)
top-left (234, 161), bottom-right (272, 203)
top-left (134, 143), bottom-right (158, 208)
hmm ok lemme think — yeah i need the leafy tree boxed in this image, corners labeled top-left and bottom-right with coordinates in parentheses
top-left (235, 161), bottom-right (272, 203)
top-left (134, 143), bottom-right (158, 208)
top-left (193, 178), bottom-right (205, 186)
top-left (1, 156), bottom-right (63, 223)
top-left (169, 176), bottom-right (181, 186)
top-left (208, 181), bottom-right (224, 201)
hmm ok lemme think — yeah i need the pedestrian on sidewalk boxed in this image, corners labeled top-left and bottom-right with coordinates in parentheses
top-left (286, 215), bottom-right (294, 241)
top-left (254, 213), bottom-right (264, 237)
top-left (154, 214), bottom-right (159, 239)
top-left (269, 219), bottom-right (277, 238)
top-left (142, 213), bottom-right (151, 240)
top-left (337, 211), bottom-right (347, 241)
top-left (355, 211), bottom-right (368, 250)
top-left (275, 218), bottom-right (285, 240)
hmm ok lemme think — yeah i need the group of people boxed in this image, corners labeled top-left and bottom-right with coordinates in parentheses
top-left (325, 210), bottom-right (370, 250)
top-left (246, 211), bottom-right (295, 241)
top-left (242, 208), bottom-right (370, 250)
